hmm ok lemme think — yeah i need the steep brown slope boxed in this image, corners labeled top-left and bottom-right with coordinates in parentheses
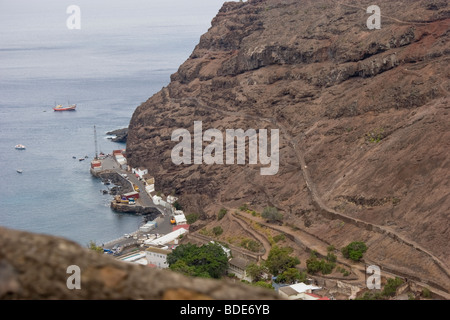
top-left (126, 0), bottom-right (450, 291)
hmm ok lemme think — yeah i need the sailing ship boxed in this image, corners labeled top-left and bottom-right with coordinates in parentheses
top-left (53, 103), bottom-right (76, 111)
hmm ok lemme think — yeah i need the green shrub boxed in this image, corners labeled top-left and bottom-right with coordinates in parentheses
top-left (326, 252), bottom-right (337, 263)
top-left (341, 241), bottom-right (367, 261)
top-left (251, 281), bottom-right (274, 290)
top-left (365, 128), bottom-right (385, 143)
top-left (218, 208), bottom-right (228, 221)
top-left (382, 277), bottom-right (404, 297)
top-left (87, 240), bottom-right (103, 254)
top-left (186, 213), bottom-right (200, 224)
top-left (273, 234), bottom-right (285, 243)
top-left (239, 204), bottom-right (249, 211)
top-left (213, 226), bottom-right (223, 236)
top-left (261, 206), bottom-right (283, 222)
top-left (240, 239), bottom-right (262, 252)
top-left (306, 251), bottom-right (335, 275)
top-left (422, 287), bottom-right (432, 298)
top-left (173, 200), bottom-right (183, 210)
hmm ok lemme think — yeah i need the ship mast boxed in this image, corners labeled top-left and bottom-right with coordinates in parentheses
top-left (94, 125), bottom-right (98, 160)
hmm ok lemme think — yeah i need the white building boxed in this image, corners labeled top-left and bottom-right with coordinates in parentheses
top-left (278, 283), bottom-right (323, 300)
top-left (152, 195), bottom-right (162, 205)
top-left (146, 246), bottom-right (171, 269)
top-left (115, 154), bottom-right (127, 170)
top-left (145, 184), bottom-right (155, 194)
top-left (167, 195), bottom-right (178, 204)
top-left (173, 210), bottom-right (187, 225)
top-left (132, 167), bottom-right (148, 179)
top-left (119, 251), bottom-right (148, 265)
top-left (139, 221), bottom-right (157, 233)
top-left (144, 228), bottom-right (188, 246)
top-left (228, 256), bottom-right (252, 282)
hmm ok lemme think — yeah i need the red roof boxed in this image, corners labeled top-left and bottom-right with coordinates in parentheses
top-left (173, 224), bottom-right (190, 231)
top-left (306, 293), bottom-right (330, 300)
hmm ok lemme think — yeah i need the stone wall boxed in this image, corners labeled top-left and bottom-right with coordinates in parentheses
top-left (0, 227), bottom-right (279, 300)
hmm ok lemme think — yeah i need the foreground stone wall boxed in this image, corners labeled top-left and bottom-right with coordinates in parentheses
top-left (0, 227), bottom-right (279, 300)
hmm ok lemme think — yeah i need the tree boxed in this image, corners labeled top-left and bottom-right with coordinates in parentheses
top-left (173, 201), bottom-right (183, 210)
top-left (306, 251), bottom-right (335, 275)
top-left (341, 241), bottom-right (368, 261)
top-left (186, 213), bottom-right (200, 224)
top-left (382, 277), bottom-right (404, 297)
top-left (246, 263), bottom-right (268, 282)
top-left (264, 245), bottom-right (300, 276)
top-left (87, 240), bottom-right (103, 254)
top-left (167, 242), bottom-right (228, 279)
top-left (276, 268), bottom-right (306, 284)
top-left (213, 226), bottom-right (223, 236)
top-left (217, 208), bottom-right (227, 220)
top-left (251, 281), bottom-right (274, 290)
top-left (261, 206), bottom-right (283, 222)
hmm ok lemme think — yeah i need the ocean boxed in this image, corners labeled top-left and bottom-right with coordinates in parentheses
top-left (0, 0), bottom-right (225, 246)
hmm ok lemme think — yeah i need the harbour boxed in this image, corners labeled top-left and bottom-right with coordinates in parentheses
top-left (89, 146), bottom-right (188, 260)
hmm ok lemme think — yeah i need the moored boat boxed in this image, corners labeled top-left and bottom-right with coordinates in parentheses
top-left (53, 104), bottom-right (76, 111)
top-left (15, 144), bottom-right (26, 150)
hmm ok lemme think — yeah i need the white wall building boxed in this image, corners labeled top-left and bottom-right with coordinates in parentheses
top-left (146, 246), bottom-right (171, 269)
top-left (145, 184), bottom-right (155, 194)
top-left (119, 251), bottom-right (147, 265)
top-left (167, 195), bottom-right (178, 204)
top-left (278, 283), bottom-right (322, 300)
top-left (132, 167), bottom-right (148, 179)
top-left (173, 210), bottom-right (187, 225)
top-left (144, 228), bottom-right (188, 246)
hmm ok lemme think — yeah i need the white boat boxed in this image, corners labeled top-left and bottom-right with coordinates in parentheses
top-left (17, 169), bottom-right (23, 173)
top-left (15, 144), bottom-right (26, 150)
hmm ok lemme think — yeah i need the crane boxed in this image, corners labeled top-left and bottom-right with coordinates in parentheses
top-left (94, 125), bottom-right (98, 160)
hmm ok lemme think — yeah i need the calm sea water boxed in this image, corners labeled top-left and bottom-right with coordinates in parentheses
top-left (0, 0), bottom-right (225, 246)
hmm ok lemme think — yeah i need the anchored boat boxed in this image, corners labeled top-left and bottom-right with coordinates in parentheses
top-left (53, 104), bottom-right (76, 111)
top-left (15, 144), bottom-right (26, 150)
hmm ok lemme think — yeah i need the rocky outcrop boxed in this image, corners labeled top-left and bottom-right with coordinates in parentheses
top-left (110, 202), bottom-right (160, 216)
top-left (126, 0), bottom-right (450, 292)
top-left (0, 226), bottom-right (279, 299)
top-left (107, 128), bottom-right (128, 143)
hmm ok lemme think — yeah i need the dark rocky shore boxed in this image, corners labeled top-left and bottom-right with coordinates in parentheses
top-left (106, 128), bottom-right (128, 143)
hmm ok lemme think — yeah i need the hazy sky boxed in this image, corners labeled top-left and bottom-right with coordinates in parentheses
top-left (0, 0), bottom-right (228, 39)
top-left (0, 0), bottom-right (229, 80)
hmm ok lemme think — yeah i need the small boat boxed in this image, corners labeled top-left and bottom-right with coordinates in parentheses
top-left (17, 169), bottom-right (23, 173)
top-left (53, 104), bottom-right (76, 111)
top-left (79, 158), bottom-right (85, 161)
top-left (72, 156), bottom-right (76, 159)
top-left (15, 144), bottom-right (26, 150)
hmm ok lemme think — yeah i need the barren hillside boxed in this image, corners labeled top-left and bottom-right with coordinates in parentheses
top-left (126, 0), bottom-right (450, 292)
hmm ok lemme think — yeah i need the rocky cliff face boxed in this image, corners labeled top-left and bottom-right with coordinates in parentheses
top-left (126, 0), bottom-right (450, 291)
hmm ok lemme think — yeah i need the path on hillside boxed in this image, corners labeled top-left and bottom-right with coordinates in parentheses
top-left (337, 1), bottom-right (434, 26)
top-left (183, 96), bottom-right (450, 293)
top-left (230, 210), bottom-right (367, 285)
top-left (226, 211), bottom-right (271, 261)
